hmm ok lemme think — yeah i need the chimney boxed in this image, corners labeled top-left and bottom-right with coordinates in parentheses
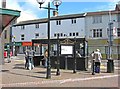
top-left (2, 0), bottom-right (6, 8)
top-left (53, 11), bottom-right (58, 16)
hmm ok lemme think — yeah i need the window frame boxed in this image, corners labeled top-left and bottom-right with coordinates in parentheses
top-left (21, 34), bottom-right (25, 40)
top-left (93, 29), bottom-right (102, 38)
top-left (92, 15), bottom-right (102, 24)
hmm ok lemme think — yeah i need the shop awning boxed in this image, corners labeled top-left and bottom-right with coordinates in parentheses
top-left (0, 8), bottom-right (21, 34)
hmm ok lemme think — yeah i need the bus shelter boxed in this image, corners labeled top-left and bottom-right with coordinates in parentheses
top-left (32, 38), bottom-right (88, 71)
top-left (0, 8), bottom-right (20, 64)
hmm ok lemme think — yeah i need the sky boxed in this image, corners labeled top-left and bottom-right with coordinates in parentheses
top-left (0, 0), bottom-right (120, 22)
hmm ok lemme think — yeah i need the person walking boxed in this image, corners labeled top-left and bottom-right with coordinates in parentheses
top-left (28, 49), bottom-right (35, 70)
top-left (24, 48), bottom-right (29, 69)
top-left (43, 49), bottom-right (48, 68)
top-left (7, 48), bottom-right (11, 63)
top-left (93, 49), bottom-right (102, 73)
top-left (90, 51), bottom-right (94, 71)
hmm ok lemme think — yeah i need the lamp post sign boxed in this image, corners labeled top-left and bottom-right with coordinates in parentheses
top-left (36, 0), bottom-right (62, 79)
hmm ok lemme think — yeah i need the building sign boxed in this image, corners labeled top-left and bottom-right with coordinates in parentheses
top-left (4, 42), bottom-right (22, 46)
top-left (15, 42), bottom-right (22, 46)
top-left (22, 42), bottom-right (32, 46)
top-left (61, 45), bottom-right (73, 55)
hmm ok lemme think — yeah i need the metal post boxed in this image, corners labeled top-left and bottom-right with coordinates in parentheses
top-left (13, 36), bottom-right (15, 56)
top-left (108, 22), bottom-right (113, 59)
top-left (0, 37), bottom-right (4, 65)
top-left (46, 2), bottom-right (51, 79)
top-left (73, 37), bottom-right (76, 73)
top-left (92, 59), bottom-right (95, 75)
top-left (56, 33), bottom-right (60, 75)
top-left (107, 22), bottom-right (114, 73)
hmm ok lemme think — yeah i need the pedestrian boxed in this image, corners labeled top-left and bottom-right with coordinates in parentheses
top-left (24, 48), bottom-right (29, 69)
top-left (76, 51), bottom-right (81, 57)
top-left (90, 51), bottom-right (95, 71)
top-left (93, 49), bottom-right (102, 73)
top-left (43, 49), bottom-right (48, 68)
top-left (7, 48), bottom-right (11, 63)
top-left (28, 49), bottom-right (35, 70)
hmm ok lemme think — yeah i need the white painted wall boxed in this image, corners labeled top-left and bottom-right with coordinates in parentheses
top-left (12, 17), bottom-right (85, 42)
top-left (51, 18), bottom-right (85, 38)
top-left (12, 23), bottom-right (47, 42)
top-left (85, 14), bottom-right (119, 39)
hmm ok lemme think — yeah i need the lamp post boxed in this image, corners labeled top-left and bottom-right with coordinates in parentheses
top-left (37, 0), bottom-right (62, 79)
top-left (107, 22), bottom-right (114, 73)
top-left (73, 37), bottom-right (76, 73)
top-left (56, 33), bottom-right (60, 75)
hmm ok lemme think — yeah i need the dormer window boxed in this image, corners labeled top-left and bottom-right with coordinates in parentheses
top-left (56, 20), bottom-right (61, 25)
top-left (35, 24), bottom-right (39, 28)
top-left (21, 25), bottom-right (25, 29)
top-left (71, 19), bottom-right (76, 24)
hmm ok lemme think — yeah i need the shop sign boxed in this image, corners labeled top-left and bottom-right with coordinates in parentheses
top-left (22, 42), bottom-right (32, 46)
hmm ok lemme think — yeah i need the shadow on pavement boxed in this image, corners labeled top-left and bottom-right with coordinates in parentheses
top-left (1, 70), bottom-right (9, 72)
top-left (13, 66), bottom-right (25, 70)
top-left (6, 71), bottom-right (45, 79)
top-left (34, 70), bottom-right (56, 74)
top-left (14, 64), bottom-right (25, 66)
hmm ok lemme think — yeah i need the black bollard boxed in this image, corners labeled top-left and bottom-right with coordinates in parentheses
top-left (92, 59), bottom-right (95, 75)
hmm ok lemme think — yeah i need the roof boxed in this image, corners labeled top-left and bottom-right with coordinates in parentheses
top-left (13, 13), bottom-right (86, 26)
top-left (87, 10), bottom-right (119, 16)
top-left (0, 8), bottom-right (21, 34)
top-left (13, 9), bottom-right (120, 26)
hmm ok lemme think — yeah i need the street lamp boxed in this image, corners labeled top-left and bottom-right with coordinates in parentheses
top-left (107, 22), bottom-right (114, 73)
top-left (36, 0), bottom-right (62, 79)
top-left (56, 33), bottom-right (60, 75)
top-left (73, 37), bottom-right (76, 73)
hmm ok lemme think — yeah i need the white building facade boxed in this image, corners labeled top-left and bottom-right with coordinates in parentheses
top-left (12, 13), bottom-right (86, 54)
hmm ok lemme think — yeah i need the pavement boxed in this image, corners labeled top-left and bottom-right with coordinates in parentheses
top-left (1, 55), bottom-right (120, 88)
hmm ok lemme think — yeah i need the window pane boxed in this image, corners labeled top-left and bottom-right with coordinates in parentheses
top-left (73, 33), bottom-right (75, 36)
top-left (61, 33), bottom-right (63, 37)
top-left (76, 32), bottom-right (79, 36)
top-left (54, 34), bottom-right (56, 37)
top-left (118, 28), bottom-right (120, 37)
top-left (69, 33), bottom-right (72, 36)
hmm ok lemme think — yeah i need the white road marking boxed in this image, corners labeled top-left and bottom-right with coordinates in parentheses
top-left (1, 74), bottom-right (119, 87)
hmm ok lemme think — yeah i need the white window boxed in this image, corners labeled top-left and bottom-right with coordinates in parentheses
top-left (118, 28), bottom-right (120, 37)
top-left (54, 33), bottom-right (57, 37)
top-left (93, 15), bottom-right (102, 24)
top-left (71, 19), bottom-right (76, 24)
top-left (56, 20), bottom-right (61, 25)
top-left (118, 14), bottom-right (120, 22)
top-left (35, 33), bottom-right (39, 38)
top-left (93, 29), bottom-right (102, 37)
top-left (69, 33), bottom-right (72, 36)
top-left (21, 34), bottom-right (24, 40)
top-left (21, 25), bottom-right (25, 29)
top-left (76, 32), bottom-right (79, 36)
top-left (35, 24), bottom-right (39, 28)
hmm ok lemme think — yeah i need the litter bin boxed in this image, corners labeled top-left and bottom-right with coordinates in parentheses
top-left (107, 60), bottom-right (114, 73)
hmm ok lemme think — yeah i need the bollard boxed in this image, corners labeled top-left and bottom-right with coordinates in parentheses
top-left (92, 59), bottom-right (95, 75)
top-left (107, 60), bottom-right (114, 73)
